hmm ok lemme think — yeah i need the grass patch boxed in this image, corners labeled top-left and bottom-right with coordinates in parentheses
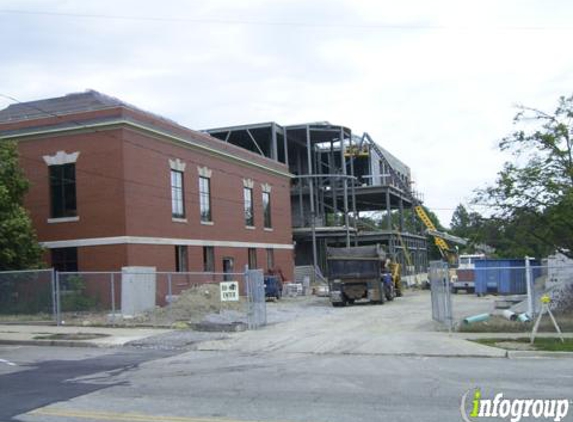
top-left (0, 313), bottom-right (53, 323)
top-left (473, 337), bottom-right (573, 352)
top-left (457, 314), bottom-right (573, 333)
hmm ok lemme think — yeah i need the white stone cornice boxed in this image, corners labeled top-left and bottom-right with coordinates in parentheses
top-left (197, 166), bottom-right (212, 178)
top-left (43, 151), bottom-right (80, 166)
top-left (169, 158), bottom-right (186, 172)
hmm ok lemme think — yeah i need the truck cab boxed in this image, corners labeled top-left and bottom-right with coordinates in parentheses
top-left (452, 254), bottom-right (485, 293)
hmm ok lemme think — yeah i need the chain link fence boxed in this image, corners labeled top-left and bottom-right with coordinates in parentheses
top-left (431, 259), bottom-right (573, 330)
top-left (0, 269), bottom-right (56, 323)
top-left (448, 259), bottom-right (573, 331)
top-left (0, 268), bottom-right (266, 330)
top-left (429, 261), bottom-right (453, 330)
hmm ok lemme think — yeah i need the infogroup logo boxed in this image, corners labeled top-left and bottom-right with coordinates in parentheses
top-left (461, 388), bottom-right (570, 422)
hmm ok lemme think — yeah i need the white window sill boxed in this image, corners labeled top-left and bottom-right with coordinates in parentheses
top-left (47, 216), bottom-right (79, 224)
top-left (245, 226), bottom-right (256, 230)
top-left (264, 227), bottom-right (273, 232)
top-left (201, 221), bottom-right (214, 226)
top-left (172, 217), bottom-right (188, 223)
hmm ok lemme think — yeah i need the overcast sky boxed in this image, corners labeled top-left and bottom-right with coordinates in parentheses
top-left (1, 0), bottom-right (572, 226)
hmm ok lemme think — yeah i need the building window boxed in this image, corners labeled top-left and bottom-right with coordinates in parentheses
top-left (262, 191), bottom-right (272, 229)
top-left (51, 247), bottom-right (78, 272)
top-left (171, 170), bottom-right (185, 218)
top-left (199, 176), bottom-right (212, 222)
top-left (175, 245), bottom-right (188, 272)
top-left (244, 187), bottom-right (254, 226)
top-left (203, 246), bottom-right (215, 272)
top-left (248, 248), bottom-right (258, 269)
top-left (49, 163), bottom-right (77, 218)
top-left (266, 248), bottom-right (275, 271)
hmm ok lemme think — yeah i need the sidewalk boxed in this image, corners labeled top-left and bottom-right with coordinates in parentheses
top-left (0, 324), bottom-right (172, 348)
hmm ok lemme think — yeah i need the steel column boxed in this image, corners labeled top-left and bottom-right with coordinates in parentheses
top-left (340, 128), bottom-right (350, 247)
top-left (283, 127), bottom-right (289, 167)
top-left (386, 189), bottom-right (392, 231)
top-left (306, 126), bottom-right (318, 270)
top-left (271, 122), bottom-right (278, 161)
top-left (348, 135), bottom-right (358, 246)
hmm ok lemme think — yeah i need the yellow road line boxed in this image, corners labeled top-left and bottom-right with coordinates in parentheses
top-left (30, 408), bottom-right (298, 422)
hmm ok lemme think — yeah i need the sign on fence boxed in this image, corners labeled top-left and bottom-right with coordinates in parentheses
top-left (220, 281), bottom-right (239, 302)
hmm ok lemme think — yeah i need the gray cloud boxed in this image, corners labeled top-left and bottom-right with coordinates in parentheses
top-left (1, 0), bottom-right (572, 225)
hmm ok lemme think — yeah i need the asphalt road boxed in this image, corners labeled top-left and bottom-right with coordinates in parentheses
top-left (1, 345), bottom-right (572, 422)
top-left (0, 346), bottom-right (174, 422)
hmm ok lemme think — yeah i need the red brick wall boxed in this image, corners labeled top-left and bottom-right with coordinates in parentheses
top-left (10, 111), bottom-right (293, 280)
top-left (123, 245), bottom-right (293, 281)
top-left (121, 128), bottom-right (292, 245)
top-left (17, 130), bottom-right (126, 241)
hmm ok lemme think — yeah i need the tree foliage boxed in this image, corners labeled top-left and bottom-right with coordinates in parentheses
top-left (475, 94), bottom-right (573, 258)
top-left (449, 204), bottom-right (484, 253)
top-left (0, 141), bottom-right (44, 270)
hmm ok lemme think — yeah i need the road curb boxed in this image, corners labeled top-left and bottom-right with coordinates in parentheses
top-left (0, 339), bottom-right (105, 348)
top-left (507, 350), bottom-right (573, 359)
top-left (195, 345), bottom-right (508, 359)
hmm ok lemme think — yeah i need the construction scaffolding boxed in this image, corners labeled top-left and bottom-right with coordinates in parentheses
top-left (206, 121), bottom-right (428, 279)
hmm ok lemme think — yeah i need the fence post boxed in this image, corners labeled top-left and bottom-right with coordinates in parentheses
top-left (55, 271), bottom-right (62, 326)
top-left (167, 273), bottom-right (173, 324)
top-left (110, 273), bottom-right (116, 326)
top-left (244, 265), bottom-right (252, 330)
top-left (525, 256), bottom-right (534, 318)
top-left (261, 270), bottom-right (267, 327)
top-left (445, 263), bottom-right (453, 332)
top-left (50, 268), bottom-right (57, 325)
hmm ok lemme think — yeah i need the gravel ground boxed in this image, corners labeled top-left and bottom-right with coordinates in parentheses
top-left (124, 295), bottom-right (334, 350)
top-left (124, 290), bottom-right (502, 351)
top-left (125, 330), bottom-right (231, 350)
top-left (265, 295), bottom-right (335, 324)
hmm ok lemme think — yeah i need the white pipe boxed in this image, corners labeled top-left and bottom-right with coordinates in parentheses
top-left (502, 309), bottom-right (517, 321)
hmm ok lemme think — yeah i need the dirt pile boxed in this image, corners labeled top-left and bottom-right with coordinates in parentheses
top-left (148, 284), bottom-right (245, 326)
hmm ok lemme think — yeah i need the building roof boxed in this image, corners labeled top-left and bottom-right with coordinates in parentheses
top-left (0, 90), bottom-right (178, 126)
top-left (0, 90), bottom-right (290, 177)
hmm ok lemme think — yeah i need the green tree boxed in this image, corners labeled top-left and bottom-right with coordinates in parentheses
top-left (476, 95), bottom-right (573, 259)
top-left (449, 204), bottom-right (491, 254)
top-left (450, 204), bottom-right (477, 237)
top-left (0, 141), bottom-right (44, 270)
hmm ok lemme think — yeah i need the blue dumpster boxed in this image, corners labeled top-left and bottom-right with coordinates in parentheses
top-left (474, 259), bottom-right (540, 296)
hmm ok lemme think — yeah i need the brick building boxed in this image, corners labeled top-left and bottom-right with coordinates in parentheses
top-left (0, 91), bottom-right (294, 280)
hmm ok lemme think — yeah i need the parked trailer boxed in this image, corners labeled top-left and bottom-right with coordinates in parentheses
top-left (326, 245), bottom-right (396, 307)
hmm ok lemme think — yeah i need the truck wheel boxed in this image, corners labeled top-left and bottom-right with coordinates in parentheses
top-left (386, 286), bottom-right (395, 302)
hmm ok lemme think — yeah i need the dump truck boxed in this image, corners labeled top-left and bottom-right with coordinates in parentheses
top-left (327, 245), bottom-right (399, 307)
